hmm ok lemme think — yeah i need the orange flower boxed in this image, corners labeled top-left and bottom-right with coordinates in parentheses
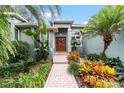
top-left (67, 51), bottom-right (80, 63)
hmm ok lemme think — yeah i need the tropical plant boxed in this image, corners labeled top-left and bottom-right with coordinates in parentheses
top-left (17, 61), bottom-right (52, 88)
top-left (12, 5), bottom-right (61, 23)
top-left (86, 54), bottom-right (123, 67)
top-left (71, 38), bottom-right (78, 51)
top-left (68, 61), bottom-right (80, 75)
top-left (83, 5), bottom-right (124, 55)
top-left (79, 60), bottom-right (118, 88)
top-left (8, 40), bottom-right (30, 63)
top-left (22, 5), bottom-right (61, 61)
top-left (25, 20), bottom-right (49, 61)
top-left (0, 6), bottom-right (16, 65)
top-left (0, 78), bottom-right (17, 88)
top-left (67, 50), bottom-right (80, 63)
top-left (83, 76), bottom-right (113, 88)
top-left (0, 60), bottom-right (52, 88)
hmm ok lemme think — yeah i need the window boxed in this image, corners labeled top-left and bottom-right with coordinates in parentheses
top-left (15, 30), bottom-right (18, 40)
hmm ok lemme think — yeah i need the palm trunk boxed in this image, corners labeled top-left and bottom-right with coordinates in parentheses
top-left (102, 35), bottom-right (113, 56)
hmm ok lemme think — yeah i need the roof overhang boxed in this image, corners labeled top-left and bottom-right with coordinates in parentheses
top-left (4, 12), bottom-right (28, 22)
top-left (49, 20), bottom-right (73, 26)
top-left (71, 24), bottom-right (84, 28)
top-left (15, 23), bottom-right (38, 28)
top-left (47, 27), bottom-right (58, 32)
top-left (15, 23), bottom-right (58, 32)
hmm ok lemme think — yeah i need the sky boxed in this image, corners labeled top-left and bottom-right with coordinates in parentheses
top-left (53, 5), bottom-right (105, 24)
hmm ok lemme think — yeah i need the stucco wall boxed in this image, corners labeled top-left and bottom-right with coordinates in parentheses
top-left (83, 31), bottom-right (124, 62)
top-left (20, 30), bottom-right (35, 58)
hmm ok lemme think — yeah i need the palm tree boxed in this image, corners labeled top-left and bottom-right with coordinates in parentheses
top-left (83, 5), bottom-right (124, 55)
top-left (12, 5), bottom-right (61, 26)
top-left (0, 6), bottom-right (15, 65)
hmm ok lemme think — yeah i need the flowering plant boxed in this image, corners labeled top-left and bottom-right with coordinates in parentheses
top-left (67, 51), bottom-right (80, 63)
top-left (79, 60), bottom-right (117, 88)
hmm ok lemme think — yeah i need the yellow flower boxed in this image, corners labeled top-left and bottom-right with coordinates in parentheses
top-left (107, 68), bottom-right (116, 75)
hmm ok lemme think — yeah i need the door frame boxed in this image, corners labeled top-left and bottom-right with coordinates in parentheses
top-left (55, 35), bottom-right (67, 52)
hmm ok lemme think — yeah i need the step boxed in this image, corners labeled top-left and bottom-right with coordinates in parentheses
top-left (53, 54), bottom-right (68, 64)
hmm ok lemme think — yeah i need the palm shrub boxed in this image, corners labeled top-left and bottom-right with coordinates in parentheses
top-left (0, 6), bottom-right (15, 65)
top-left (83, 5), bottom-right (124, 55)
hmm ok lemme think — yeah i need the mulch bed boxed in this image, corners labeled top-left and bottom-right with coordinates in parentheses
top-left (74, 75), bottom-right (88, 88)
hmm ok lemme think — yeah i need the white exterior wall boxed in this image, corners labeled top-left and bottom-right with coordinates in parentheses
top-left (20, 30), bottom-right (35, 58)
top-left (67, 28), bottom-right (72, 52)
top-left (84, 32), bottom-right (124, 62)
top-left (10, 18), bottom-right (15, 40)
top-left (49, 31), bottom-right (55, 55)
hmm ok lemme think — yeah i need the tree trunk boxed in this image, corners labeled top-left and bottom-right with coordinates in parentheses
top-left (102, 35), bottom-right (113, 56)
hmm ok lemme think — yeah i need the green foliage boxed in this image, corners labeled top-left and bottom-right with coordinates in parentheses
top-left (8, 40), bottom-right (30, 63)
top-left (86, 54), bottom-right (101, 61)
top-left (24, 20), bottom-right (49, 61)
top-left (0, 6), bottom-right (16, 65)
top-left (68, 61), bottom-right (80, 75)
top-left (0, 79), bottom-right (17, 88)
top-left (42, 20), bottom-right (48, 35)
top-left (87, 54), bottom-right (123, 67)
top-left (86, 53), bottom-right (124, 87)
top-left (83, 6), bottom-right (124, 55)
top-left (17, 61), bottom-right (52, 88)
top-left (0, 62), bottom-right (24, 78)
top-left (0, 60), bottom-right (52, 88)
top-left (35, 40), bottom-right (49, 61)
top-left (0, 58), bottom-right (35, 78)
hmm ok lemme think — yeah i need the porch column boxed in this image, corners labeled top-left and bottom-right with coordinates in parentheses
top-left (52, 32), bottom-right (55, 55)
top-left (10, 18), bottom-right (15, 40)
top-left (49, 31), bottom-right (55, 56)
top-left (67, 28), bottom-right (72, 52)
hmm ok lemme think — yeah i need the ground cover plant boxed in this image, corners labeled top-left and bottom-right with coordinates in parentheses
top-left (0, 60), bottom-right (52, 88)
top-left (78, 60), bottom-right (118, 88)
top-left (86, 53), bottom-right (124, 87)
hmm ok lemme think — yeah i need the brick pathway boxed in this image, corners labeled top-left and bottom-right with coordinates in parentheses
top-left (44, 64), bottom-right (78, 88)
top-left (44, 54), bottom-right (78, 88)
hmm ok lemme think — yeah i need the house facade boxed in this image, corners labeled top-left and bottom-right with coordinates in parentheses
top-left (8, 13), bottom-right (84, 57)
top-left (7, 12), bottom-right (124, 62)
top-left (48, 20), bottom-right (83, 55)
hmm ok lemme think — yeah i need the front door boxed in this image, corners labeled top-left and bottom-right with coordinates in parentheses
top-left (56, 37), bottom-right (66, 52)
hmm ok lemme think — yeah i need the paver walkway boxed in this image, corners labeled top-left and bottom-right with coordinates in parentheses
top-left (44, 54), bottom-right (78, 88)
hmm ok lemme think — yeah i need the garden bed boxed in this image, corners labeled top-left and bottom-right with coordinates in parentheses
top-left (0, 59), bottom-right (52, 88)
top-left (67, 52), bottom-right (124, 88)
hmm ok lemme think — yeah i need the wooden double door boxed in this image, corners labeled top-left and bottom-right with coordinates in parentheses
top-left (56, 37), bottom-right (66, 52)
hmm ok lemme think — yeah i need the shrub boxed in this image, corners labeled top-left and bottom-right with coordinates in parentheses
top-left (86, 54), bottom-right (123, 67)
top-left (8, 40), bottom-right (30, 63)
top-left (83, 76), bottom-right (113, 88)
top-left (0, 60), bottom-right (52, 88)
top-left (34, 40), bottom-right (49, 61)
top-left (79, 60), bottom-right (117, 88)
top-left (0, 62), bottom-right (25, 78)
top-left (86, 54), bottom-right (100, 61)
top-left (0, 58), bottom-right (35, 78)
top-left (68, 61), bottom-right (80, 75)
top-left (80, 60), bottom-right (116, 78)
top-left (17, 61), bottom-right (52, 88)
top-left (0, 79), bottom-right (17, 88)
top-left (67, 51), bottom-right (80, 63)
